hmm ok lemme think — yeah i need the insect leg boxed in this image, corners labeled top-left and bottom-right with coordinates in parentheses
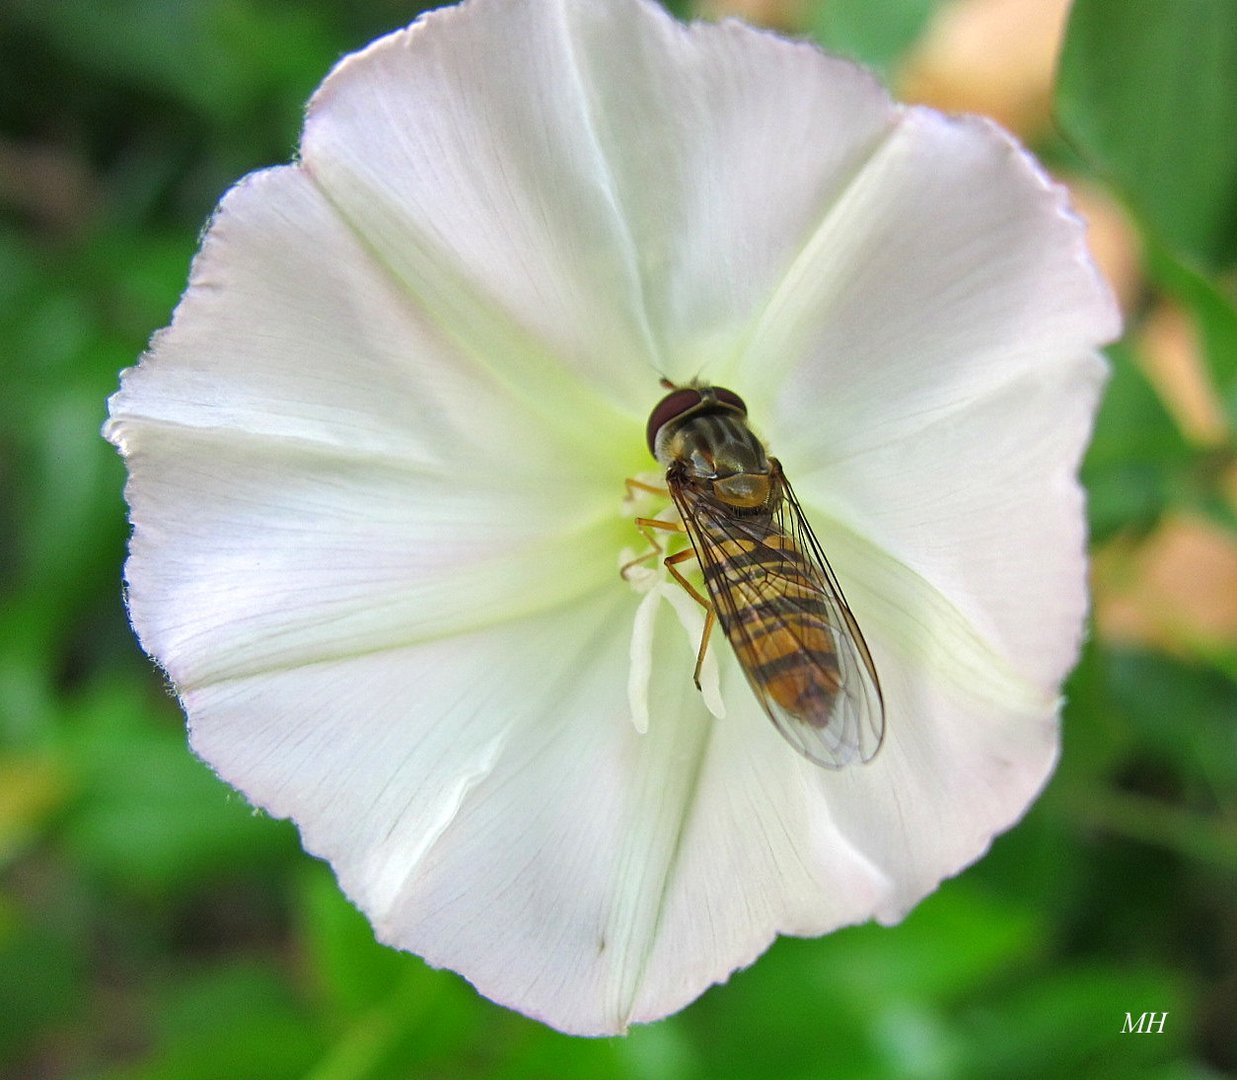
top-left (620, 515), bottom-right (685, 578)
top-left (663, 547), bottom-right (709, 608)
top-left (664, 548), bottom-right (715, 690)
top-left (625, 477), bottom-right (670, 499)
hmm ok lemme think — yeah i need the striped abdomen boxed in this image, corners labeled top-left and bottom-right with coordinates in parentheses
top-left (692, 514), bottom-right (842, 726)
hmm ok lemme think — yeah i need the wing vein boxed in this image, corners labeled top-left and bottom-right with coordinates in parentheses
top-left (668, 462), bottom-right (885, 768)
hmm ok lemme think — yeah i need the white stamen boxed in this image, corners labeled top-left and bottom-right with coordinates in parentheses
top-left (627, 585), bottom-right (662, 733)
top-left (623, 486), bottom-right (724, 730)
top-left (618, 546), bottom-right (661, 594)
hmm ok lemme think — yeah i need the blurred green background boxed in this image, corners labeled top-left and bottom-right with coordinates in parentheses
top-left (2, 0), bottom-right (1235, 1077)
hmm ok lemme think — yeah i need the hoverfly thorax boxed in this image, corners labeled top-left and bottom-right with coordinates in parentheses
top-left (646, 385), bottom-right (773, 512)
top-left (635, 382), bottom-right (885, 769)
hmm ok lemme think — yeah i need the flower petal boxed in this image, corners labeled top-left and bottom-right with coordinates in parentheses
top-left (627, 663), bottom-right (895, 1023)
top-left (807, 626), bottom-right (1059, 928)
top-left (534, 0), bottom-right (899, 382)
top-left (302, 0), bottom-right (667, 428)
top-left (184, 578), bottom-right (920, 1035)
top-left (106, 165), bottom-right (636, 691)
top-left (107, 166), bottom-right (629, 481)
top-left (717, 104), bottom-right (1115, 696)
top-left (734, 107), bottom-right (1118, 425)
top-left (110, 422), bottom-right (624, 691)
top-left (184, 589), bottom-right (726, 1035)
top-left (793, 352), bottom-right (1107, 696)
top-left (630, 606), bottom-right (1058, 1021)
top-left (301, 0), bottom-right (906, 406)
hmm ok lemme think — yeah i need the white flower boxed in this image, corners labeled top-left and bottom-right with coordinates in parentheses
top-left (105, 0), bottom-right (1119, 1036)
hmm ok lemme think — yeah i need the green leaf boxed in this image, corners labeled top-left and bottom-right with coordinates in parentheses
top-left (0, 908), bottom-right (84, 1062)
top-left (58, 681), bottom-right (294, 896)
top-left (1056, 0), bottom-right (1237, 271)
top-left (1054, 648), bottom-right (1237, 872)
top-left (1082, 343), bottom-right (1193, 542)
top-left (99, 960), bottom-right (324, 1080)
top-left (6, 0), bottom-right (334, 127)
top-left (1107, 649), bottom-right (1237, 796)
top-left (959, 967), bottom-right (1190, 1079)
top-left (296, 864), bottom-right (409, 1018)
top-left (812, 885), bottom-right (1044, 1005)
top-left (809, 0), bottom-right (943, 77)
top-left (681, 884), bottom-right (1041, 1080)
top-left (1147, 243), bottom-right (1237, 431)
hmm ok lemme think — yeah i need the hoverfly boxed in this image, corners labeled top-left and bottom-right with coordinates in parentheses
top-left (629, 382), bottom-right (885, 768)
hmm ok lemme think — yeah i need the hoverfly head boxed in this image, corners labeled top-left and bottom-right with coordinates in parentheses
top-left (645, 384), bottom-right (748, 461)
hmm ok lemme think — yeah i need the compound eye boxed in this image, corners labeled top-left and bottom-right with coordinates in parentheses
top-left (646, 387), bottom-right (703, 454)
top-left (712, 386), bottom-right (748, 414)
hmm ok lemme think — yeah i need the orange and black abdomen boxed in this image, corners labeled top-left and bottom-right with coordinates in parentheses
top-left (692, 515), bottom-right (842, 726)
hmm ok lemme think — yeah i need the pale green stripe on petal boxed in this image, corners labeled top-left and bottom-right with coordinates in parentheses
top-left (817, 517), bottom-right (1057, 718)
top-left (185, 586), bottom-right (738, 1035)
top-left (787, 354), bottom-right (1104, 695)
top-left (737, 107), bottom-right (1118, 444)
top-left (552, 0), bottom-right (900, 388)
top-left (301, 0), bottom-right (672, 439)
top-left (118, 421), bottom-right (629, 692)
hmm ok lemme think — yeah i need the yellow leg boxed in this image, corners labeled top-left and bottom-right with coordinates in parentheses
top-left (620, 515), bottom-right (685, 577)
top-left (621, 486), bottom-right (718, 693)
top-left (663, 547), bottom-right (709, 609)
top-left (625, 477), bottom-right (669, 499)
top-left (664, 548), bottom-right (715, 690)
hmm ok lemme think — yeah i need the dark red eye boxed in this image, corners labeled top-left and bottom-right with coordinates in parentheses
top-left (644, 385), bottom-right (750, 454)
top-left (712, 387), bottom-right (748, 413)
top-left (646, 388), bottom-right (704, 453)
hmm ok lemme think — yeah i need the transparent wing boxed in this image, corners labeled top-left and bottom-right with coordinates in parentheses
top-left (669, 464), bottom-right (885, 769)
top-left (772, 468), bottom-right (885, 765)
